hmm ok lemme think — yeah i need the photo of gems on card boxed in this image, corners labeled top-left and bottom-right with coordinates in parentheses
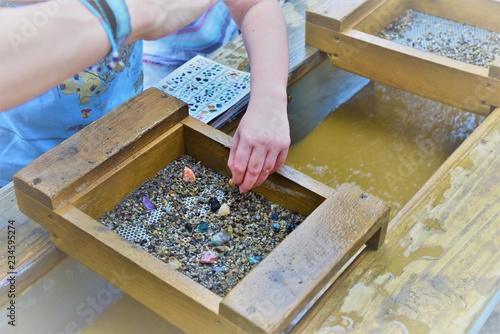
top-left (157, 55), bottom-right (251, 124)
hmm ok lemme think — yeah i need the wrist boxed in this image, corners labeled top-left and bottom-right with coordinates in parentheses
top-left (252, 86), bottom-right (289, 107)
top-left (248, 88), bottom-right (288, 117)
top-left (124, 0), bottom-right (154, 43)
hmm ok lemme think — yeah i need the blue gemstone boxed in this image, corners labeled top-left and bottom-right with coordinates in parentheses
top-left (248, 256), bottom-right (264, 264)
top-left (197, 222), bottom-right (209, 233)
top-left (211, 231), bottom-right (230, 246)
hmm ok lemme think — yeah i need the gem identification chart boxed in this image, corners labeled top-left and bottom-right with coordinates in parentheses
top-left (156, 55), bottom-right (251, 124)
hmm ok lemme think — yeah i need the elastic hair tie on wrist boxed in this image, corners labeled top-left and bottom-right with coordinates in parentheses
top-left (79, 0), bottom-right (131, 71)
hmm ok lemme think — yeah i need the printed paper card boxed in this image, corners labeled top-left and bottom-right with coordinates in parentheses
top-left (157, 55), bottom-right (251, 124)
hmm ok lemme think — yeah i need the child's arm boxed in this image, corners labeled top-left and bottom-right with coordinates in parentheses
top-left (0, 0), bottom-right (217, 111)
top-left (0, 2), bottom-right (109, 111)
top-left (224, 0), bottom-right (290, 193)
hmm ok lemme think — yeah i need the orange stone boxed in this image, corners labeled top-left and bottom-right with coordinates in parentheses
top-left (182, 167), bottom-right (196, 182)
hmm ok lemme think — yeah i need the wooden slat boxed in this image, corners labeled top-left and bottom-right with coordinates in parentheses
top-left (305, 23), bottom-right (500, 114)
top-left (0, 186), bottom-right (66, 307)
top-left (306, 0), bottom-right (385, 32)
top-left (259, 164), bottom-right (335, 215)
top-left (47, 204), bottom-right (241, 334)
top-left (353, 0), bottom-right (409, 34)
top-left (294, 108), bottom-right (500, 333)
top-left (287, 51), bottom-right (327, 87)
top-left (13, 89), bottom-right (187, 210)
top-left (489, 57), bottom-right (500, 80)
top-left (220, 183), bottom-right (390, 333)
top-left (70, 124), bottom-right (184, 219)
top-left (409, 0), bottom-right (500, 33)
top-left (181, 116), bottom-right (334, 216)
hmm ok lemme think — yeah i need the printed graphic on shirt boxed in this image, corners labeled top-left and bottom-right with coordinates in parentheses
top-left (81, 108), bottom-right (92, 118)
top-left (58, 43), bottom-right (137, 110)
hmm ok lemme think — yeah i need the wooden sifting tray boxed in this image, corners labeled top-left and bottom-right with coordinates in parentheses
top-left (13, 88), bottom-right (389, 333)
top-left (306, 0), bottom-right (500, 115)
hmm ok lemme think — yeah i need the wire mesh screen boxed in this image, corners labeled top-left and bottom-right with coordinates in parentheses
top-left (379, 9), bottom-right (500, 68)
top-left (116, 186), bottom-right (226, 243)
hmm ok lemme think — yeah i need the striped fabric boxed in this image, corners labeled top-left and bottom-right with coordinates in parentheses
top-left (142, 1), bottom-right (240, 87)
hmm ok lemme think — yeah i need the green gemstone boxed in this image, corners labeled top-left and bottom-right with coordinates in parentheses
top-left (197, 222), bottom-right (209, 233)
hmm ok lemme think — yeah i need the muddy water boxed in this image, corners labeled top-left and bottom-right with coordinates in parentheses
top-left (82, 294), bottom-right (181, 334)
top-left (285, 82), bottom-right (484, 219)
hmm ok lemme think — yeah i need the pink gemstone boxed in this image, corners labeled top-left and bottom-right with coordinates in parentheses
top-left (182, 167), bottom-right (196, 182)
top-left (200, 251), bottom-right (218, 264)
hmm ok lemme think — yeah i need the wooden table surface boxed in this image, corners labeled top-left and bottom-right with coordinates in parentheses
top-left (1, 0), bottom-right (499, 332)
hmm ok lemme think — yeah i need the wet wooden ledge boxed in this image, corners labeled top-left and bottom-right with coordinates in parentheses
top-left (292, 107), bottom-right (500, 333)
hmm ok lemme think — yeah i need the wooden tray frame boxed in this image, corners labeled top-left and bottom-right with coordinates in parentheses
top-left (305, 0), bottom-right (500, 115)
top-left (13, 88), bottom-right (389, 333)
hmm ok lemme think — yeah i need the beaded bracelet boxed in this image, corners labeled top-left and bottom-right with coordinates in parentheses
top-left (79, 0), bottom-right (131, 71)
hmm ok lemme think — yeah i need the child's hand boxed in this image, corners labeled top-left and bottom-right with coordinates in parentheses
top-left (223, 0), bottom-right (290, 193)
top-left (228, 96), bottom-right (290, 193)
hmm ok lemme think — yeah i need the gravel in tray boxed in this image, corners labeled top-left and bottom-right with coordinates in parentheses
top-left (379, 9), bottom-right (500, 68)
top-left (98, 155), bottom-right (305, 297)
